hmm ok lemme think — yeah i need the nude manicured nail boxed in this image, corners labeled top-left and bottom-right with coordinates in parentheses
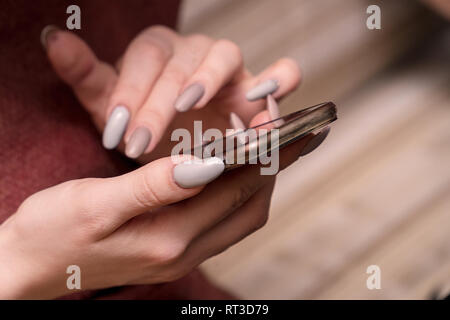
top-left (125, 127), bottom-right (152, 159)
top-left (230, 112), bottom-right (245, 131)
top-left (230, 112), bottom-right (247, 145)
top-left (174, 83), bottom-right (205, 112)
top-left (299, 127), bottom-right (330, 157)
top-left (246, 79), bottom-right (279, 101)
top-left (266, 94), bottom-right (284, 127)
top-left (173, 157), bottom-right (225, 188)
top-left (102, 106), bottom-right (130, 150)
top-left (40, 25), bottom-right (59, 49)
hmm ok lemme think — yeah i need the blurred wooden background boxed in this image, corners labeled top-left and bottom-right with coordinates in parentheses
top-left (178, 0), bottom-right (450, 299)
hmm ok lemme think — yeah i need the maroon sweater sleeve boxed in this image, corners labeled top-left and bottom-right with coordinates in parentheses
top-left (0, 0), bottom-right (233, 300)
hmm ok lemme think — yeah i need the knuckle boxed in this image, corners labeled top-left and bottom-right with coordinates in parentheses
top-left (231, 184), bottom-right (257, 212)
top-left (52, 179), bottom-right (112, 240)
top-left (254, 210), bottom-right (269, 230)
top-left (278, 57), bottom-right (302, 87)
top-left (139, 40), bottom-right (169, 64)
top-left (161, 69), bottom-right (187, 87)
top-left (131, 171), bottom-right (166, 208)
top-left (16, 179), bottom-right (112, 241)
top-left (59, 53), bottom-right (96, 87)
top-left (278, 57), bottom-right (300, 70)
top-left (186, 33), bottom-right (212, 45)
top-left (215, 39), bottom-right (242, 61)
top-left (145, 237), bottom-right (187, 265)
top-left (148, 24), bottom-right (174, 37)
top-left (62, 179), bottom-right (96, 211)
top-left (72, 59), bottom-right (96, 86)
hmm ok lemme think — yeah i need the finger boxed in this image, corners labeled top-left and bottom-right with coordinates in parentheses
top-left (249, 110), bottom-right (272, 128)
top-left (162, 134), bottom-right (316, 242)
top-left (244, 57), bottom-right (301, 101)
top-left (177, 131), bottom-right (330, 270)
top-left (70, 155), bottom-right (210, 237)
top-left (175, 184), bottom-right (275, 273)
top-left (42, 26), bottom-right (117, 129)
top-left (125, 36), bottom-right (213, 158)
top-left (229, 109), bottom-right (274, 145)
top-left (177, 39), bottom-right (244, 111)
top-left (102, 26), bottom-right (176, 150)
top-left (224, 58), bottom-right (302, 124)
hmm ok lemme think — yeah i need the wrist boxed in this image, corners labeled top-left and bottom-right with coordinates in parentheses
top-left (0, 223), bottom-right (63, 299)
top-left (0, 224), bottom-right (28, 299)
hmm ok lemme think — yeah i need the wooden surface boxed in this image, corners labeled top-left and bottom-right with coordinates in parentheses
top-left (179, 0), bottom-right (450, 299)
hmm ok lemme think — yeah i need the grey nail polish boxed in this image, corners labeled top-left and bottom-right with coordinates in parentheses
top-left (246, 79), bottom-right (279, 101)
top-left (40, 25), bottom-right (59, 49)
top-left (174, 83), bottom-right (205, 112)
top-left (230, 112), bottom-right (245, 131)
top-left (266, 95), bottom-right (280, 120)
top-left (229, 112), bottom-right (247, 145)
top-left (266, 94), bottom-right (284, 127)
top-left (125, 127), bottom-right (152, 159)
top-left (173, 157), bottom-right (225, 188)
top-left (299, 127), bottom-right (330, 157)
top-left (102, 106), bottom-right (130, 150)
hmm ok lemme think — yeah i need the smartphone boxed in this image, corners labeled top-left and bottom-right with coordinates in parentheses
top-left (189, 101), bottom-right (337, 171)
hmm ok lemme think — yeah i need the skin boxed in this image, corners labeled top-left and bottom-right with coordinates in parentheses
top-left (423, 0), bottom-right (450, 19)
top-left (45, 26), bottom-right (302, 162)
top-left (0, 26), bottom-right (313, 299)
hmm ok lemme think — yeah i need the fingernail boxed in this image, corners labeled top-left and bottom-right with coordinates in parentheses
top-left (125, 127), bottom-right (152, 159)
top-left (102, 106), bottom-right (130, 150)
top-left (266, 94), bottom-right (284, 127)
top-left (299, 127), bottom-right (330, 157)
top-left (40, 25), bottom-right (59, 50)
top-left (174, 82), bottom-right (205, 112)
top-left (246, 79), bottom-right (279, 101)
top-left (230, 112), bottom-right (245, 131)
top-left (173, 157), bottom-right (225, 188)
top-left (230, 112), bottom-right (247, 145)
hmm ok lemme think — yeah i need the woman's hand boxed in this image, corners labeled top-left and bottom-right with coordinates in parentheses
top-left (0, 134), bottom-right (316, 300)
top-left (42, 25), bottom-right (301, 161)
top-left (0, 24), bottom-right (331, 300)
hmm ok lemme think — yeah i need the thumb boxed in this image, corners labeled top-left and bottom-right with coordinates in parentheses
top-left (71, 155), bottom-right (206, 232)
top-left (41, 25), bottom-right (117, 128)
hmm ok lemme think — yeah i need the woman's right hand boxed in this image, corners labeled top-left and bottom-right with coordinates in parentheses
top-left (0, 133), bottom-right (319, 300)
top-left (43, 26), bottom-right (301, 162)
